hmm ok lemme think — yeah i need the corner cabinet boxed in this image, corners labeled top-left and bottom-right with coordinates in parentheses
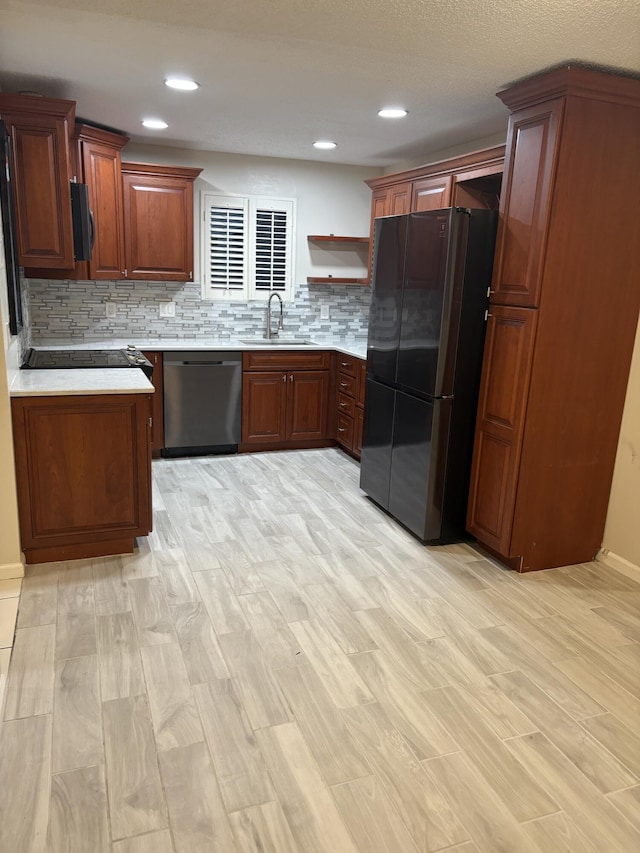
top-left (467, 67), bottom-right (640, 572)
top-left (121, 162), bottom-right (202, 281)
top-left (0, 93), bottom-right (76, 268)
top-left (241, 351), bottom-right (331, 450)
top-left (11, 393), bottom-right (153, 564)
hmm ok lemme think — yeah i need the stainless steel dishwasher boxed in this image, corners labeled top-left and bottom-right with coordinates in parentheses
top-left (163, 351), bottom-right (242, 456)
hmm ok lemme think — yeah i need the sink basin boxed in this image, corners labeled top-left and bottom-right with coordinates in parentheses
top-left (240, 339), bottom-right (315, 346)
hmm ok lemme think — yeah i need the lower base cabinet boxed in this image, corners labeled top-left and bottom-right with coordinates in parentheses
top-left (335, 355), bottom-right (366, 458)
top-left (241, 351), bottom-right (331, 450)
top-left (11, 393), bottom-right (153, 564)
top-left (141, 350), bottom-right (164, 455)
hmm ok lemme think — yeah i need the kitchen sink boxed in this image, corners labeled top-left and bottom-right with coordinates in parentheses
top-left (240, 338), bottom-right (315, 346)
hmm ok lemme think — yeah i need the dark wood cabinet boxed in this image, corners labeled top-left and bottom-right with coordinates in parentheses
top-left (24, 124), bottom-right (130, 281)
top-left (334, 352), bottom-right (366, 459)
top-left (467, 67), bottom-right (640, 572)
top-left (466, 306), bottom-right (538, 554)
top-left (241, 351), bottom-right (331, 450)
top-left (287, 370), bottom-right (330, 441)
top-left (121, 162), bottom-right (202, 281)
top-left (11, 393), bottom-right (152, 564)
top-left (489, 100), bottom-right (563, 307)
top-left (0, 93), bottom-right (76, 268)
top-left (141, 351), bottom-right (164, 455)
top-left (79, 126), bottom-right (129, 279)
top-left (366, 146), bottom-right (505, 284)
top-left (411, 175), bottom-right (452, 211)
top-left (242, 371), bottom-right (288, 443)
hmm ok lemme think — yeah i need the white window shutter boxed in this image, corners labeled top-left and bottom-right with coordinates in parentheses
top-left (249, 198), bottom-right (294, 300)
top-left (202, 193), bottom-right (249, 299)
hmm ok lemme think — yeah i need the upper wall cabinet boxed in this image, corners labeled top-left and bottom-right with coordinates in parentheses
top-left (0, 93), bottom-right (76, 268)
top-left (365, 145), bottom-right (505, 281)
top-left (121, 162), bottom-right (202, 281)
top-left (77, 125), bottom-right (129, 280)
top-left (24, 123), bottom-right (130, 281)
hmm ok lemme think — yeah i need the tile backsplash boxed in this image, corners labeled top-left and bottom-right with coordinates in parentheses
top-left (26, 278), bottom-right (371, 343)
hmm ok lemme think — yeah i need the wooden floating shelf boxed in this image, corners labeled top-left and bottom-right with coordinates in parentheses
top-left (307, 235), bottom-right (369, 244)
top-left (307, 276), bottom-right (369, 285)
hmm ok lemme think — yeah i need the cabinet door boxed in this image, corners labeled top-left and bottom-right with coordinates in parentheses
top-left (5, 111), bottom-right (74, 268)
top-left (411, 175), bottom-right (452, 212)
top-left (141, 351), bottom-right (164, 453)
top-left (11, 394), bottom-right (152, 560)
top-left (388, 182), bottom-right (412, 215)
top-left (83, 139), bottom-right (126, 279)
top-left (122, 172), bottom-right (194, 280)
top-left (242, 371), bottom-right (287, 443)
top-left (286, 370), bottom-right (329, 441)
top-left (490, 100), bottom-right (563, 307)
top-left (466, 306), bottom-right (538, 555)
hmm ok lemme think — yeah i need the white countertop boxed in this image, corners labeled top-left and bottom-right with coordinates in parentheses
top-left (13, 338), bottom-right (367, 397)
top-left (10, 369), bottom-right (155, 397)
top-left (29, 338), bottom-right (369, 359)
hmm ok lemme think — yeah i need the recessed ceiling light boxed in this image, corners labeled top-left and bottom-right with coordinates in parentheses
top-left (313, 140), bottom-right (337, 150)
top-left (378, 108), bottom-right (408, 119)
top-left (165, 77), bottom-right (199, 91)
top-left (141, 118), bottom-right (168, 129)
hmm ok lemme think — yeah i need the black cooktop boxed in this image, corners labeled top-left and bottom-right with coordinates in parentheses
top-left (22, 348), bottom-right (153, 377)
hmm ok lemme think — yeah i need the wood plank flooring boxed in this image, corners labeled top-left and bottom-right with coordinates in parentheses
top-left (1, 447), bottom-right (640, 852)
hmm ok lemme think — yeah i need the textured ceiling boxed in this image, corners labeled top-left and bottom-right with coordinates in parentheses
top-left (0, 0), bottom-right (638, 167)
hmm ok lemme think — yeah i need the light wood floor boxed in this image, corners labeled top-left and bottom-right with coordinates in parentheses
top-left (1, 448), bottom-right (639, 852)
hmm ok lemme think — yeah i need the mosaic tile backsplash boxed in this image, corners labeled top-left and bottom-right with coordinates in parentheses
top-left (26, 278), bottom-right (371, 343)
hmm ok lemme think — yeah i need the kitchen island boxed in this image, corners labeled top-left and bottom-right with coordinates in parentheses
top-left (10, 369), bottom-right (154, 564)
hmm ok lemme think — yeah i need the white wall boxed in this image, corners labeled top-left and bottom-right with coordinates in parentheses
top-left (602, 318), bottom-right (640, 571)
top-left (0, 211), bottom-right (24, 579)
top-left (123, 143), bottom-right (380, 286)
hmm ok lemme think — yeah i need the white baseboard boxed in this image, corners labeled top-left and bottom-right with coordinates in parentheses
top-left (596, 548), bottom-right (640, 580)
top-left (0, 561), bottom-right (24, 580)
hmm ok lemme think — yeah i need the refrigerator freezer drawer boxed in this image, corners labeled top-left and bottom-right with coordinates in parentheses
top-left (388, 392), bottom-right (452, 541)
top-left (360, 378), bottom-right (395, 510)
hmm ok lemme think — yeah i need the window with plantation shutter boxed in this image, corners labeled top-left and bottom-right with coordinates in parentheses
top-left (202, 194), bottom-right (249, 299)
top-left (202, 192), bottom-right (295, 301)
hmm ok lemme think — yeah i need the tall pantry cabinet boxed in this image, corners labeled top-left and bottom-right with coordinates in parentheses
top-left (466, 67), bottom-right (640, 572)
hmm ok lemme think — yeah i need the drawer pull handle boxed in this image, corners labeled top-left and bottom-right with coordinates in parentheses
top-left (340, 382), bottom-right (348, 388)
top-left (338, 428), bottom-right (345, 433)
top-left (339, 402), bottom-right (347, 407)
top-left (341, 362), bottom-right (349, 366)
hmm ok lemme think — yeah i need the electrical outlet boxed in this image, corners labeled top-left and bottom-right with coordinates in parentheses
top-left (105, 302), bottom-right (117, 318)
top-left (320, 304), bottom-right (330, 320)
top-left (159, 302), bottom-right (176, 318)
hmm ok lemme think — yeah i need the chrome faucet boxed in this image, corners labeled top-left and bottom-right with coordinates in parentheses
top-left (266, 292), bottom-right (284, 339)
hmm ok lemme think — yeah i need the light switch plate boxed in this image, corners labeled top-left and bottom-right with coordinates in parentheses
top-left (320, 304), bottom-right (330, 320)
top-left (159, 302), bottom-right (176, 318)
top-left (105, 302), bottom-right (117, 318)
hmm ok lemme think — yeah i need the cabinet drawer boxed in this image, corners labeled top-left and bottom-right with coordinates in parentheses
top-left (243, 350), bottom-right (331, 372)
top-left (336, 353), bottom-right (358, 376)
top-left (336, 393), bottom-right (355, 418)
top-left (337, 372), bottom-right (357, 397)
top-left (336, 413), bottom-right (354, 449)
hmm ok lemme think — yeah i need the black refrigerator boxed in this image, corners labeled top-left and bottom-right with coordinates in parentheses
top-left (360, 207), bottom-right (497, 543)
